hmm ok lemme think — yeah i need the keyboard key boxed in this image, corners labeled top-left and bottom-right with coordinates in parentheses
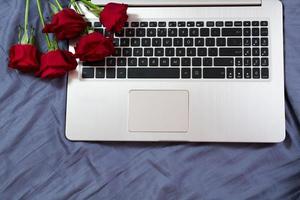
top-left (165, 48), bottom-right (175, 56)
top-left (206, 38), bottom-right (215, 46)
top-left (163, 38), bottom-right (172, 46)
top-left (94, 22), bottom-right (102, 27)
top-left (235, 58), bottom-right (243, 66)
top-left (198, 48), bottom-right (207, 56)
top-left (192, 58), bottom-right (201, 66)
top-left (184, 38), bottom-right (194, 46)
top-left (149, 58), bottom-right (158, 66)
top-left (211, 28), bottom-right (220, 36)
top-left (96, 68), bottom-right (105, 78)
top-left (252, 28), bottom-right (259, 36)
top-left (253, 58), bottom-right (260, 66)
top-left (196, 21), bottom-right (204, 27)
top-left (252, 21), bottom-right (259, 26)
top-left (83, 60), bottom-right (105, 66)
top-left (244, 38), bottom-right (251, 46)
top-left (227, 68), bottom-right (234, 79)
top-left (243, 21), bottom-right (251, 26)
top-left (208, 48), bottom-right (218, 56)
top-left (219, 48), bottom-right (242, 56)
top-left (126, 28), bottom-right (135, 37)
top-left (131, 38), bottom-right (140, 46)
top-left (203, 68), bottom-right (225, 78)
top-left (192, 68), bottom-right (202, 78)
top-left (136, 28), bottom-right (146, 37)
top-left (128, 68), bottom-right (180, 78)
top-left (155, 48), bottom-right (164, 56)
top-left (149, 22), bottom-right (157, 27)
top-left (178, 21), bottom-right (186, 27)
top-left (95, 28), bottom-right (104, 34)
top-left (217, 38), bottom-right (226, 46)
top-left (187, 21), bottom-right (195, 27)
top-left (261, 68), bottom-right (269, 79)
top-left (139, 58), bottom-right (148, 66)
top-left (187, 48), bottom-right (197, 56)
top-left (115, 29), bottom-right (124, 37)
top-left (131, 22), bottom-right (139, 27)
top-left (117, 68), bottom-right (126, 78)
top-left (142, 38), bottom-right (151, 46)
top-left (117, 58), bottom-right (126, 66)
top-left (106, 68), bottom-right (115, 78)
top-left (181, 68), bottom-right (191, 78)
top-left (214, 58), bottom-right (234, 66)
top-left (252, 48), bottom-right (260, 56)
top-left (174, 38), bottom-right (183, 46)
top-left (160, 58), bottom-right (169, 66)
top-left (216, 21), bottom-right (224, 27)
top-left (171, 58), bottom-right (180, 66)
top-left (140, 22), bottom-right (148, 27)
top-left (203, 58), bottom-right (212, 66)
top-left (261, 28), bottom-right (268, 36)
top-left (225, 21), bottom-right (233, 27)
top-left (243, 28), bottom-right (251, 36)
top-left (147, 28), bottom-right (156, 37)
top-left (128, 58), bottom-right (137, 66)
top-left (114, 48), bottom-right (121, 56)
top-left (181, 58), bottom-right (191, 66)
top-left (234, 21), bottom-right (242, 26)
top-left (158, 22), bottom-right (166, 27)
top-left (144, 48), bottom-right (153, 56)
top-left (176, 48), bottom-right (185, 56)
top-left (252, 38), bottom-right (259, 46)
top-left (235, 68), bottom-right (243, 79)
top-left (261, 21), bottom-right (268, 26)
top-left (244, 58), bottom-right (251, 66)
top-left (82, 68), bottom-right (94, 78)
top-left (152, 38), bottom-right (162, 46)
top-left (244, 48), bottom-right (251, 56)
top-left (261, 38), bottom-right (268, 46)
top-left (261, 48), bottom-right (269, 56)
top-left (113, 38), bottom-right (119, 46)
top-left (158, 28), bottom-right (167, 37)
top-left (123, 48), bottom-right (132, 56)
top-left (244, 68), bottom-right (251, 79)
top-left (179, 28), bottom-right (189, 36)
top-left (168, 28), bottom-right (178, 37)
top-left (222, 28), bottom-right (242, 36)
top-left (253, 68), bottom-right (260, 79)
top-left (261, 58), bottom-right (269, 66)
top-left (200, 28), bottom-right (209, 36)
top-left (120, 38), bottom-right (130, 46)
top-left (195, 38), bottom-right (204, 46)
top-left (206, 21), bottom-right (214, 27)
top-left (106, 58), bottom-right (116, 66)
top-left (227, 38), bottom-right (242, 46)
top-left (169, 21), bottom-right (176, 27)
top-left (133, 48), bottom-right (143, 56)
top-left (189, 28), bottom-right (199, 36)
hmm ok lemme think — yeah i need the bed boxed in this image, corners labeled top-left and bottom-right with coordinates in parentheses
top-left (0, 0), bottom-right (299, 199)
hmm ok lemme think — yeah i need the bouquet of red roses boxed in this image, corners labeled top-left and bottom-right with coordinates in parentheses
top-left (8, 0), bottom-right (128, 79)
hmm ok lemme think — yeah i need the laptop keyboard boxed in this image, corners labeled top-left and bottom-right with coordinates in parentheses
top-left (81, 20), bottom-right (269, 80)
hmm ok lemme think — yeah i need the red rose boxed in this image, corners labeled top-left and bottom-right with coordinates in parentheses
top-left (35, 50), bottom-right (77, 79)
top-left (74, 32), bottom-right (115, 62)
top-left (43, 8), bottom-right (88, 40)
top-left (100, 3), bottom-right (128, 33)
top-left (9, 44), bottom-right (40, 72)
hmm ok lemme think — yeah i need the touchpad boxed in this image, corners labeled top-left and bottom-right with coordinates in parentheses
top-left (128, 90), bottom-right (189, 132)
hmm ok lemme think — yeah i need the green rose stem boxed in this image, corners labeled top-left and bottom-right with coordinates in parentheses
top-left (80, 0), bottom-right (103, 17)
top-left (36, 0), bottom-right (57, 50)
top-left (54, 0), bottom-right (63, 11)
top-left (71, 0), bottom-right (83, 15)
top-left (20, 0), bottom-right (30, 44)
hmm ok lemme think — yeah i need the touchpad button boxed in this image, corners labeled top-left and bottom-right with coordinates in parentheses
top-left (128, 90), bottom-right (189, 132)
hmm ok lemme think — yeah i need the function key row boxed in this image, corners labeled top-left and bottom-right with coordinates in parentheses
top-left (82, 67), bottom-right (269, 79)
top-left (94, 21), bottom-right (268, 28)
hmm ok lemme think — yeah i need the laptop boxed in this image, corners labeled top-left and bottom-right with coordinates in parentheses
top-left (66, 0), bottom-right (285, 142)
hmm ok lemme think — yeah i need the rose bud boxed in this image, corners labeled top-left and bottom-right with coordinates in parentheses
top-left (9, 44), bottom-right (40, 72)
top-left (43, 8), bottom-right (88, 40)
top-left (35, 50), bottom-right (77, 79)
top-left (74, 32), bottom-right (115, 62)
top-left (100, 3), bottom-right (128, 33)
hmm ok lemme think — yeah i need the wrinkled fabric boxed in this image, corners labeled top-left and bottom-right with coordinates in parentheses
top-left (0, 0), bottom-right (300, 199)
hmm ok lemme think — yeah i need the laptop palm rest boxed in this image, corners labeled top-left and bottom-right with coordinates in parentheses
top-left (128, 90), bottom-right (189, 132)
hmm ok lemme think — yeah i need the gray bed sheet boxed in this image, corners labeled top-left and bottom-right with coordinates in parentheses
top-left (0, 0), bottom-right (299, 199)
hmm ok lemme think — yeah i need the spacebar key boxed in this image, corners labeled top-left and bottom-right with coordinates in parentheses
top-left (203, 68), bottom-right (225, 79)
top-left (128, 68), bottom-right (180, 78)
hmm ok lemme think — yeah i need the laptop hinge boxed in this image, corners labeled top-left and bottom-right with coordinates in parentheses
top-left (92, 0), bottom-right (262, 7)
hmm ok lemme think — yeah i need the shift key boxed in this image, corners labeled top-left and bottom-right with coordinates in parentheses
top-left (203, 68), bottom-right (225, 79)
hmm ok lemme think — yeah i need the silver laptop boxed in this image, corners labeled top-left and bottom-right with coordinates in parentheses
top-left (66, 0), bottom-right (285, 142)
